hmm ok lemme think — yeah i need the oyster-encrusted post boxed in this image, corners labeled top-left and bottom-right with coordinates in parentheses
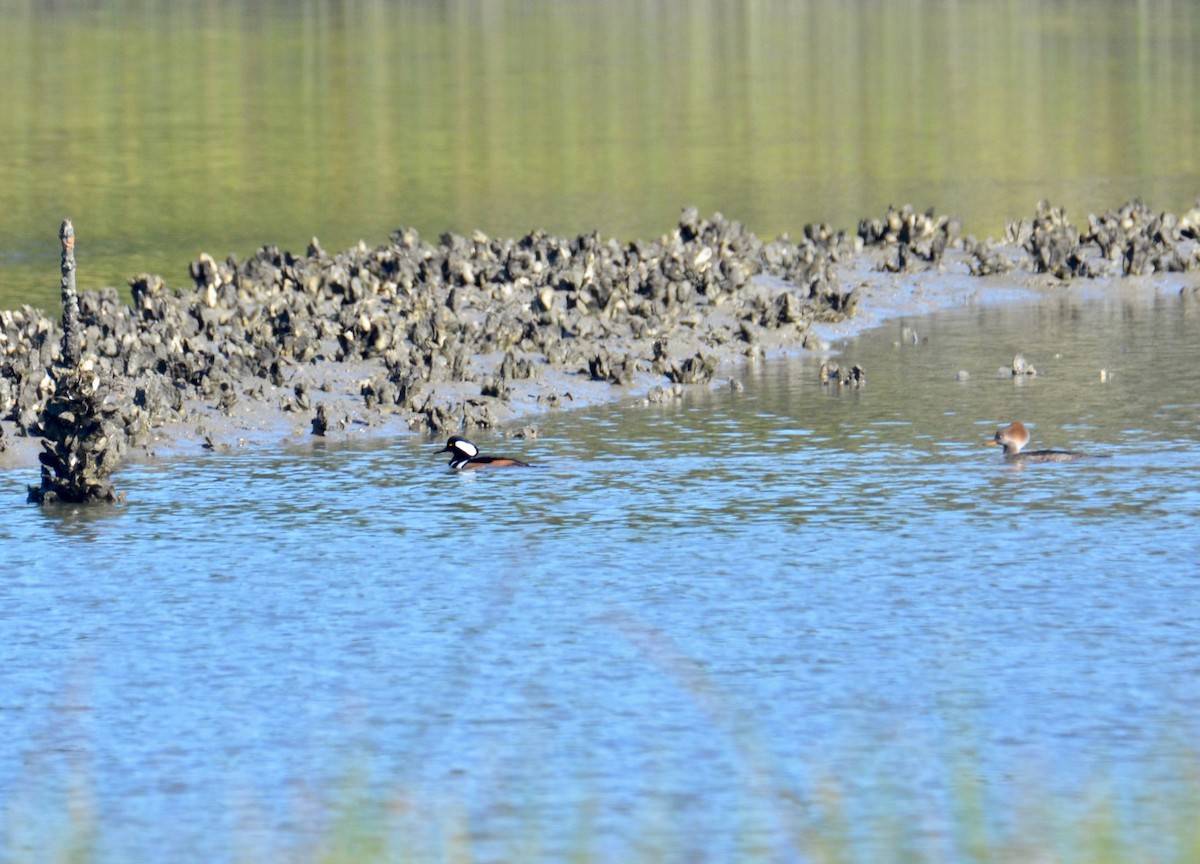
top-left (59, 220), bottom-right (83, 367)
top-left (28, 221), bottom-right (125, 504)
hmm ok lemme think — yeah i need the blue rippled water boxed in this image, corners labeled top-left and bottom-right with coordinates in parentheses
top-left (2, 289), bottom-right (1199, 863)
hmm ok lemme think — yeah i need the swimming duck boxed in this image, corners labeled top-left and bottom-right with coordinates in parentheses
top-left (986, 421), bottom-right (1087, 463)
top-left (437, 435), bottom-right (532, 470)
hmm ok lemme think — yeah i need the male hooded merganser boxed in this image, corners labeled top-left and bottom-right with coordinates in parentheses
top-left (986, 421), bottom-right (1087, 463)
top-left (437, 436), bottom-right (532, 470)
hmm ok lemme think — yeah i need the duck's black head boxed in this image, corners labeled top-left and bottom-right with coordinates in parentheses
top-left (438, 435), bottom-right (478, 469)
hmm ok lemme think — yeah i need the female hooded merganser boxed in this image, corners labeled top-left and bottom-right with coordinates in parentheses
top-left (986, 421), bottom-right (1087, 463)
top-left (437, 436), bottom-right (532, 470)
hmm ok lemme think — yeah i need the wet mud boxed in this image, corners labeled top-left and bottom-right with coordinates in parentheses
top-left (2, 201), bottom-right (1199, 498)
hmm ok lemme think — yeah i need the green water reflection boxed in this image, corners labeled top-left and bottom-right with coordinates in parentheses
top-left (2, 0), bottom-right (1198, 308)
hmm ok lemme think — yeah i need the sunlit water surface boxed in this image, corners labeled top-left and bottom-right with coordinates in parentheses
top-left (2, 292), bottom-right (1200, 862)
top-left (3, 0), bottom-right (1200, 309)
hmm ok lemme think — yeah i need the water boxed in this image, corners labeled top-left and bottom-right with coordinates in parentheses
top-left (2, 290), bottom-right (1199, 862)
top-left (4, 0), bottom-right (1200, 309)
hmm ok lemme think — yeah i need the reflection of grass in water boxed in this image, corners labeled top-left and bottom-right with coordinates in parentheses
top-left (4, 776), bottom-right (96, 864)
top-left (8, 757), bottom-right (1200, 864)
top-left (793, 765), bottom-right (1200, 864)
top-left (9, 621), bottom-right (1200, 862)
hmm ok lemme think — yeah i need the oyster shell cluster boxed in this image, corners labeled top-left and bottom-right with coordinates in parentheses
top-left (5, 200), bottom-right (1198, 502)
top-left (999, 199), bottom-right (1200, 279)
top-left (4, 209), bottom-right (859, 490)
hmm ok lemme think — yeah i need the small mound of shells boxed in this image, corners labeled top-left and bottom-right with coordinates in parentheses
top-left (1012, 199), bottom-right (1200, 279)
top-left (859, 204), bottom-right (963, 272)
top-left (28, 221), bottom-right (125, 505)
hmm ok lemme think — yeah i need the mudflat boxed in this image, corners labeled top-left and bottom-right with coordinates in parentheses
top-left (2, 201), bottom-right (1198, 483)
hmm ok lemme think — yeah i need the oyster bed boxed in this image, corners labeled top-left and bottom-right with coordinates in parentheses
top-left (2, 201), bottom-right (1199, 489)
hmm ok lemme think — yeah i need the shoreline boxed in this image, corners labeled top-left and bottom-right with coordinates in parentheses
top-left (2, 202), bottom-right (1199, 480)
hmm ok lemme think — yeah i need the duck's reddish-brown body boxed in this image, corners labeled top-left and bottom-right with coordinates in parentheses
top-left (438, 436), bottom-right (532, 470)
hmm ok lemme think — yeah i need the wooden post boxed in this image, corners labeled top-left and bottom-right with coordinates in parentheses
top-left (28, 220), bottom-right (124, 504)
top-left (59, 219), bottom-right (83, 368)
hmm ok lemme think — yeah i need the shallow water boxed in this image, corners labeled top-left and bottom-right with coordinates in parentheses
top-left (2, 291), bottom-right (1200, 862)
